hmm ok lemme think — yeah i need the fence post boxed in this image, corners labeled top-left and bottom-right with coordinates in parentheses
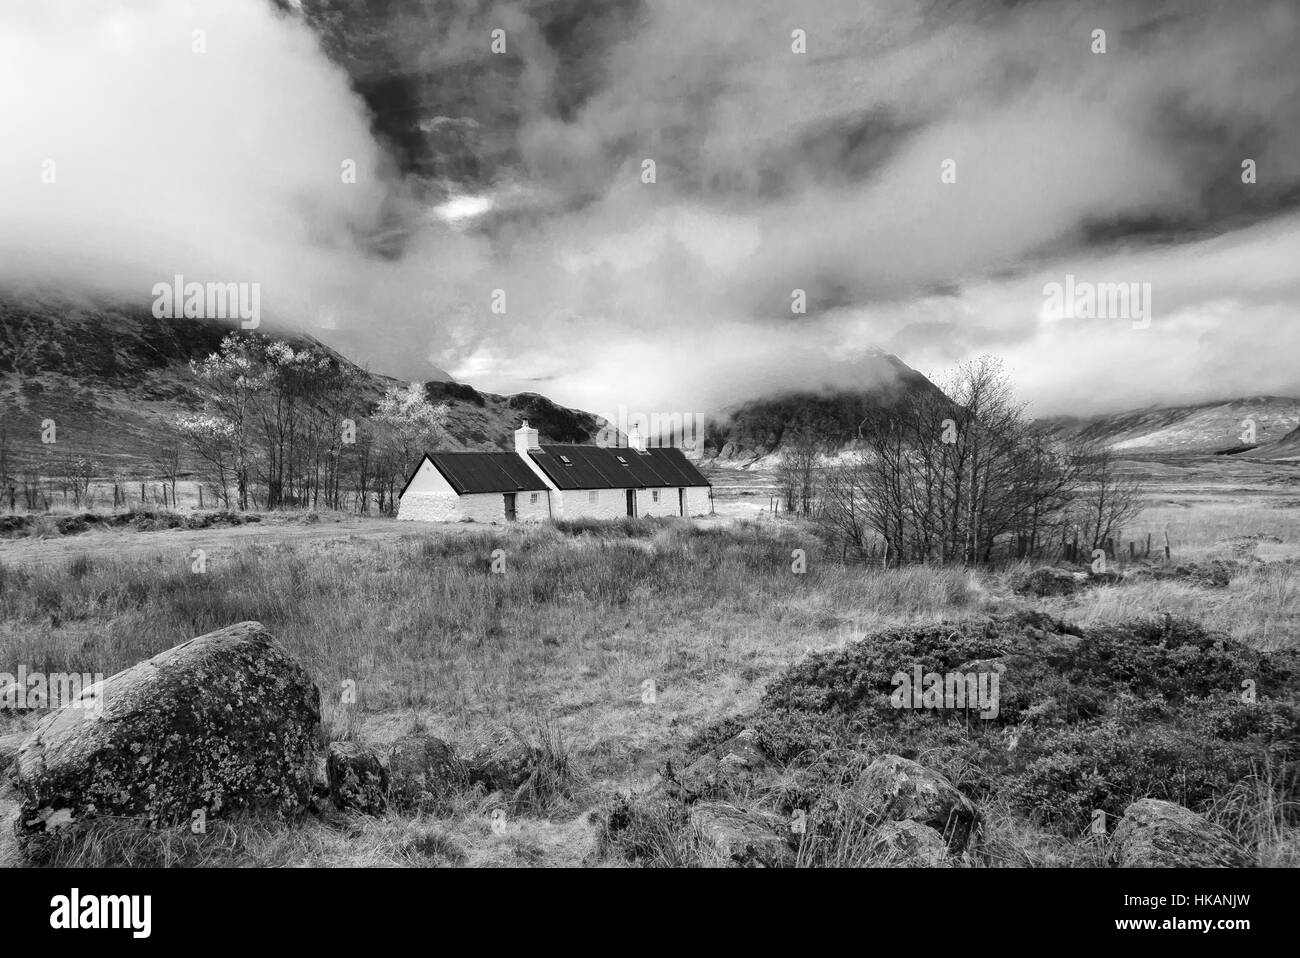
top-left (1164, 530), bottom-right (1171, 562)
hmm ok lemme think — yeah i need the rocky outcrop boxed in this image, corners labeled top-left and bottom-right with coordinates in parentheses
top-left (671, 729), bottom-right (768, 800)
top-left (1107, 799), bottom-right (1251, 868)
top-left (689, 801), bottom-right (795, 867)
top-left (12, 622), bottom-right (320, 833)
top-left (853, 755), bottom-right (978, 853)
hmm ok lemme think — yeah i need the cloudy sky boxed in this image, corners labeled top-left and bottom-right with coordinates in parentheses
top-left (2, 0), bottom-right (1298, 418)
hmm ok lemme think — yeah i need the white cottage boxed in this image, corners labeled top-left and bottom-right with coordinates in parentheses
top-left (397, 421), bottom-right (712, 523)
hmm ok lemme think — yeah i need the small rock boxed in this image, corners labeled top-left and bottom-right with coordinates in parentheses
top-left (1108, 798), bottom-right (1251, 868)
top-left (853, 754), bottom-right (978, 853)
top-left (1016, 567), bottom-right (1088, 597)
top-left (672, 729), bottom-right (768, 800)
top-left (689, 801), bottom-right (794, 867)
top-left (327, 742), bottom-right (389, 814)
top-left (388, 733), bottom-right (463, 810)
top-left (869, 820), bottom-right (953, 867)
top-left (462, 727), bottom-right (537, 792)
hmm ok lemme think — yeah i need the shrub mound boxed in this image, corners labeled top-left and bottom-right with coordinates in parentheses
top-left (622, 611), bottom-right (1300, 857)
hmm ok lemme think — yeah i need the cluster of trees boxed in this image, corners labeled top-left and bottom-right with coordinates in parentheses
top-left (178, 335), bottom-right (448, 513)
top-left (788, 358), bottom-right (1141, 564)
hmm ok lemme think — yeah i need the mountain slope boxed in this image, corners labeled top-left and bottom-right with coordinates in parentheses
top-left (0, 293), bottom-right (602, 475)
top-left (1039, 397), bottom-right (1300, 459)
top-left (705, 350), bottom-right (947, 461)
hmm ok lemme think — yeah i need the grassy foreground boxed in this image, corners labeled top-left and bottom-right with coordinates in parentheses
top-left (0, 514), bottom-right (1296, 867)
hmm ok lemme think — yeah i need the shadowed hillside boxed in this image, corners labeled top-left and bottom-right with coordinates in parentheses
top-left (0, 292), bottom-right (603, 477)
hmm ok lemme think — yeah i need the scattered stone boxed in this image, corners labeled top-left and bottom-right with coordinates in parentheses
top-left (462, 727), bottom-right (537, 792)
top-left (1015, 567), bottom-right (1089, 597)
top-left (12, 621), bottom-right (320, 833)
top-left (853, 754), bottom-right (978, 853)
top-left (672, 729), bottom-right (767, 800)
top-left (689, 801), bottom-right (794, 867)
top-left (388, 733), bottom-right (464, 810)
top-left (1107, 798), bottom-right (1251, 868)
top-left (868, 820), bottom-right (953, 867)
top-left (326, 741), bottom-right (389, 814)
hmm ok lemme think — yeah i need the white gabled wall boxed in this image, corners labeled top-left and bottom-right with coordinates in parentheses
top-left (396, 456), bottom-right (552, 523)
top-left (396, 457), bottom-right (460, 521)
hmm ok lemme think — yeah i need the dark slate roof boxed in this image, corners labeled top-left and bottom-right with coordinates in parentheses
top-left (530, 445), bottom-right (711, 490)
top-left (422, 453), bottom-right (550, 495)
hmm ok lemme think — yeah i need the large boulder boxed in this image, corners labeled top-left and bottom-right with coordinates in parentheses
top-left (326, 741), bottom-right (389, 814)
top-left (1107, 799), bottom-right (1251, 868)
top-left (387, 733), bottom-right (464, 810)
top-left (853, 755), bottom-right (978, 853)
top-left (689, 801), bottom-right (794, 867)
top-left (12, 622), bottom-right (320, 832)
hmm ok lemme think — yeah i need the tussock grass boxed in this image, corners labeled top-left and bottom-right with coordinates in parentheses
top-left (3, 509), bottom-right (1297, 867)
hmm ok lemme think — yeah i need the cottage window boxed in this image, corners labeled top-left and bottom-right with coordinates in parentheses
top-left (589, 491), bottom-right (598, 504)
top-left (651, 490), bottom-right (660, 503)
top-left (530, 493), bottom-right (539, 504)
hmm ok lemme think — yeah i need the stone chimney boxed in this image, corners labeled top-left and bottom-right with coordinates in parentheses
top-left (627, 425), bottom-right (647, 453)
top-left (515, 420), bottom-right (541, 454)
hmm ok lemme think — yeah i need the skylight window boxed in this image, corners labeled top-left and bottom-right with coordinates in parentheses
top-left (559, 455), bottom-right (572, 464)
top-left (617, 456), bottom-right (629, 464)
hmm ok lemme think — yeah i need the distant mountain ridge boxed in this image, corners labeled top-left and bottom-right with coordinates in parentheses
top-left (0, 292), bottom-right (603, 475)
top-left (1037, 396), bottom-right (1300, 460)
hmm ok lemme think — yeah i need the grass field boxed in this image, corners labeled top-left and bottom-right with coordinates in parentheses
top-left (1, 473), bottom-right (1298, 867)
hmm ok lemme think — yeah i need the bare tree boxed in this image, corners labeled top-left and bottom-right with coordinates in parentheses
top-left (775, 417), bottom-right (825, 515)
top-left (1072, 443), bottom-right (1143, 554)
top-left (819, 357), bottom-right (1092, 565)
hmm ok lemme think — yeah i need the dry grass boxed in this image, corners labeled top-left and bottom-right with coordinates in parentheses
top-left (1, 499), bottom-right (1296, 867)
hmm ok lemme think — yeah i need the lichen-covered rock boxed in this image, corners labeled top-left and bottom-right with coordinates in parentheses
top-left (672, 729), bottom-right (768, 800)
top-left (853, 755), bottom-right (978, 853)
top-left (1014, 567), bottom-right (1089, 597)
top-left (327, 741), bottom-right (388, 814)
top-left (689, 801), bottom-right (794, 867)
top-left (387, 733), bottom-right (463, 810)
top-left (868, 820), bottom-right (953, 867)
top-left (462, 727), bottom-right (538, 792)
top-left (12, 622), bottom-right (320, 833)
top-left (1107, 799), bottom-right (1251, 868)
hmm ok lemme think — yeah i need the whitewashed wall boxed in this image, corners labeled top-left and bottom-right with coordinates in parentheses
top-left (396, 459), bottom-right (459, 521)
top-left (396, 457), bottom-right (552, 523)
top-left (683, 485), bottom-right (712, 516)
top-left (554, 487), bottom-right (630, 520)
